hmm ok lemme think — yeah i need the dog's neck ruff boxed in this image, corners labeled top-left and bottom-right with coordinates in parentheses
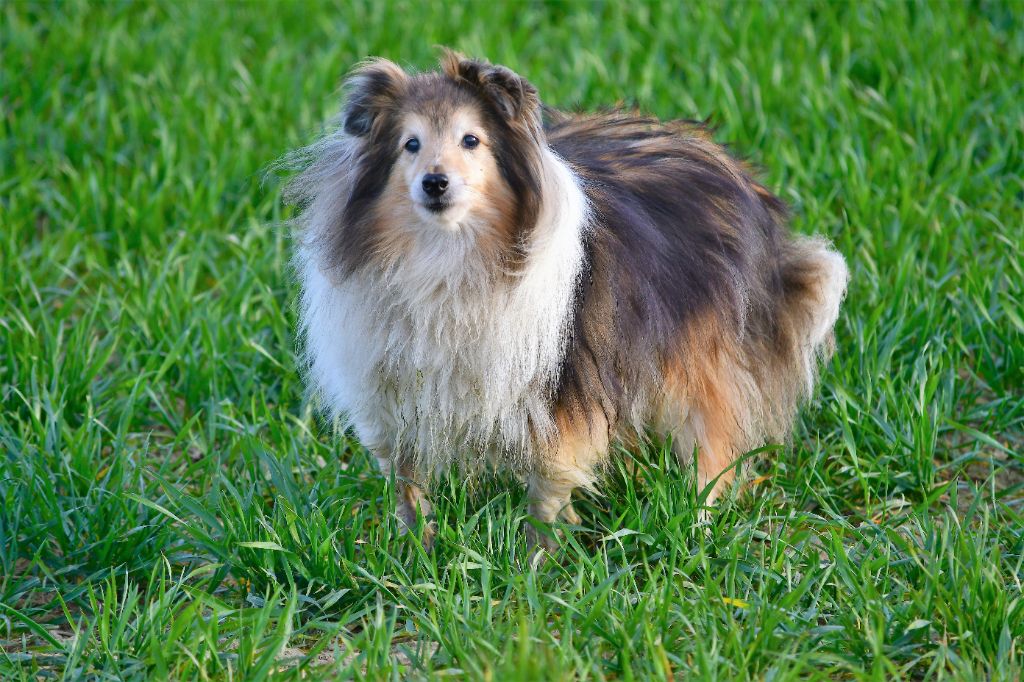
top-left (299, 149), bottom-right (588, 477)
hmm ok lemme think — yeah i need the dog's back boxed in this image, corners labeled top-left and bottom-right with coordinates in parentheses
top-left (546, 112), bottom-right (848, 501)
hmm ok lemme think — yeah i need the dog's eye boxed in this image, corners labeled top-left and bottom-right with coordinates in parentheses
top-left (404, 137), bottom-right (420, 153)
top-left (461, 134), bottom-right (480, 149)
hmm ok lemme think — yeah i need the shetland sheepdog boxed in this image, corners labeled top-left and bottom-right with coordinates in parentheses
top-left (287, 50), bottom-right (848, 551)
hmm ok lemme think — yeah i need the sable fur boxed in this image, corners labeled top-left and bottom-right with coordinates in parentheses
top-left (287, 51), bottom-right (848, 548)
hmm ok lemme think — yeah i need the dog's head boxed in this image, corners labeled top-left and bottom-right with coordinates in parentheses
top-left (324, 50), bottom-right (545, 276)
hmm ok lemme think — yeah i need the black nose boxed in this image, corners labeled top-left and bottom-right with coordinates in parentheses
top-left (422, 173), bottom-right (449, 197)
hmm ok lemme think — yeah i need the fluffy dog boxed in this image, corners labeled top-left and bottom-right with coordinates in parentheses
top-left (287, 50), bottom-right (848, 550)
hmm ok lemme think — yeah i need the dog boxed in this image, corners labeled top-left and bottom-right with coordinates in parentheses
top-left (287, 50), bottom-right (848, 551)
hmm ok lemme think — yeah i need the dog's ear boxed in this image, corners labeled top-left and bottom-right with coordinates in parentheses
top-left (342, 58), bottom-right (408, 137)
top-left (440, 49), bottom-right (540, 125)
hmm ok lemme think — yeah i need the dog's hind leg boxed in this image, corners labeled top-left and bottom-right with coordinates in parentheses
top-left (690, 400), bottom-right (744, 507)
top-left (665, 398), bottom-right (743, 509)
top-left (662, 342), bottom-right (752, 510)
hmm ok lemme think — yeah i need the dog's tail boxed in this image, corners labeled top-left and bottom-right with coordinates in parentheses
top-left (751, 236), bottom-right (849, 441)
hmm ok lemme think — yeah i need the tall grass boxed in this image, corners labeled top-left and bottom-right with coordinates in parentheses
top-left (2, 1), bottom-right (1021, 679)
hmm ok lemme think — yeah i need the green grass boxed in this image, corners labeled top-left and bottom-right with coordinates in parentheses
top-left (2, 0), bottom-right (1022, 679)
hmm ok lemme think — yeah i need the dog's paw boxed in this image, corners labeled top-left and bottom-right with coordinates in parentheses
top-left (419, 521), bottom-right (437, 552)
top-left (397, 517), bottom-right (437, 552)
top-left (396, 503), bottom-right (437, 552)
top-left (524, 521), bottom-right (563, 565)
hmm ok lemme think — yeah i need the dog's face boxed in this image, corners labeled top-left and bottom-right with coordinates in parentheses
top-left (326, 52), bottom-right (545, 274)
top-left (392, 106), bottom-right (502, 230)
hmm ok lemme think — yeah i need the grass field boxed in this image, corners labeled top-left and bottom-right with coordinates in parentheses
top-left (2, 1), bottom-right (1023, 679)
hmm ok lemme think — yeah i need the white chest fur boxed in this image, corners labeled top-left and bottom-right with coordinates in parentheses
top-left (296, 152), bottom-right (588, 476)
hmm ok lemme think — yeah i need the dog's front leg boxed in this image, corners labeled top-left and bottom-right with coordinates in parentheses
top-left (525, 413), bottom-right (607, 556)
top-left (525, 474), bottom-right (581, 554)
top-left (377, 454), bottom-right (436, 550)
